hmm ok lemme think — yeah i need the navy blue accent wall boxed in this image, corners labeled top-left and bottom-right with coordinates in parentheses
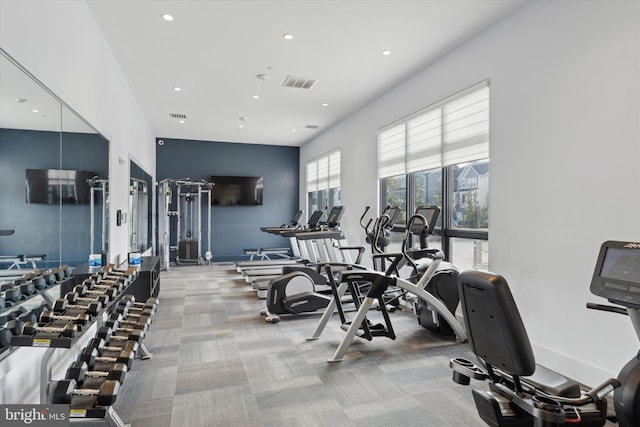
top-left (156, 138), bottom-right (299, 261)
top-left (0, 128), bottom-right (108, 268)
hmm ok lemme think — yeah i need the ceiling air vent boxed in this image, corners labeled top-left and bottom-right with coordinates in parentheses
top-left (170, 113), bottom-right (187, 119)
top-left (304, 125), bottom-right (320, 129)
top-left (282, 75), bottom-right (318, 90)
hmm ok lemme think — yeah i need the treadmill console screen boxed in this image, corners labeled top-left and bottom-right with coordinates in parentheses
top-left (307, 210), bottom-right (323, 228)
top-left (326, 206), bottom-right (345, 228)
top-left (591, 240), bottom-right (640, 307)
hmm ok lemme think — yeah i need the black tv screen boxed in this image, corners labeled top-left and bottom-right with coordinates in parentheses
top-left (211, 175), bottom-right (263, 206)
top-left (26, 169), bottom-right (96, 204)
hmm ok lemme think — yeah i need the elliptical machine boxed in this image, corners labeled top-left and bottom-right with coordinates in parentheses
top-left (449, 240), bottom-right (640, 426)
top-left (306, 211), bottom-right (467, 361)
top-left (261, 206), bottom-right (365, 323)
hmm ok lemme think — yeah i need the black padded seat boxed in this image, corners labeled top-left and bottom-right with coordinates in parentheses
top-left (458, 270), bottom-right (581, 397)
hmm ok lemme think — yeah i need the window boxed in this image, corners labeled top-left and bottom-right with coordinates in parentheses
top-left (377, 82), bottom-right (489, 270)
top-left (307, 150), bottom-right (340, 221)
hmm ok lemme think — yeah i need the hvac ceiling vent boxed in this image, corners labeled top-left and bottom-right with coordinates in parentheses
top-left (282, 75), bottom-right (318, 90)
top-left (305, 125), bottom-right (320, 129)
top-left (170, 113), bottom-right (187, 119)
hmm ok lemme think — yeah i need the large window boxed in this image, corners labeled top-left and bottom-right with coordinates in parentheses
top-left (307, 150), bottom-right (340, 221)
top-left (378, 82), bottom-right (489, 270)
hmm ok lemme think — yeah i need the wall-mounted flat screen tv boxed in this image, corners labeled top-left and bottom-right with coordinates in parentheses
top-left (26, 169), bottom-right (96, 204)
top-left (211, 175), bottom-right (263, 206)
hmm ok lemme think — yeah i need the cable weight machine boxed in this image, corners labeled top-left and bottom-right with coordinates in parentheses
top-left (158, 179), bottom-right (213, 270)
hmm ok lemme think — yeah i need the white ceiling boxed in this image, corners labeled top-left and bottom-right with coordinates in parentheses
top-left (87, 0), bottom-right (526, 147)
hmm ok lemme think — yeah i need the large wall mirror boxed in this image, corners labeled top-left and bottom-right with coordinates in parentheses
top-left (129, 160), bottom-right (152, 254)
top-left (0, 49), bottom-right (109, 270)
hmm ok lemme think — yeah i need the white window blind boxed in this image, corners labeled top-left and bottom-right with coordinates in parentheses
top-left (377, 81), bottom-right (489, 178)
top-left (307, 150), bottom-right (340, 193)
top-left (306, 161), bottom-right (318, 192)
top-left (328, 151), bottom-right (340, 188)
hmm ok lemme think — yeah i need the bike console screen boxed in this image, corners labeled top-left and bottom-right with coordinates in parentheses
top-left (591, 240), bottom-right (640, 307)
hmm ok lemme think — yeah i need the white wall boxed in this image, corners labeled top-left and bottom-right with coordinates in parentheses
top-left (0, 0), bottom-right (156, 265)
top-left (300, 0), bottom-right (640, 387)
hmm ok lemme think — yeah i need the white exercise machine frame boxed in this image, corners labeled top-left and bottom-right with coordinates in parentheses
top-left (158, 178), bottom-right (212, 271)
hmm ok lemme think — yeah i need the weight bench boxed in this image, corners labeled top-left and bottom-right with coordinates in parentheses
top-left (0, 254), bottom-right (46, 270)
top-left (450, 270), bottom-right (617, 426)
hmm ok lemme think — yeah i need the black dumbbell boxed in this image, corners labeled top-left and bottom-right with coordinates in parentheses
top-left (49, 379), bottom-right (120, 407)
top-left (96, 325), bottom-right (144, 344)
top-left (40, 311), bottom-right (90, 326)
top-left (102, 277), bottom-right (128, 289)
top-left (59, 264), bottom-right (73, 278)
top-left (112, 267), bottom-right (139, 280)
top-left (85, 337), bottom-right (139, 358)
top-left (13, 279), bottom-right (36, 297)
top-left (50, 268), bottom-right (67, 282)
top-left (39, 271), bottom-right (58, 286)
top-left (71, 285), bottom-right (113, 304)
top-left (17, 310), bottom-right (38, 324)
top-left (1, 286), bottom-right (21, 306)
top-left (22, 320), bottom-right (77, 338)
top-left (31, 276), bottom-right (48, 290)
top-left (52, 297), bottom-right (101, 316)
top-left (105, 313), bottom-right (149, 333)
top-left (31, 301), bottom-right (51, 320)
top-left (7, 306), bottom-right (27, 320)
top-left (85, 274), bottom-right (123, 291)
top-left (66, 360), bottom-right (127, 387)
top-left (78, 345), bottom-right (134, 370)
top-left (0, 327), bottom-right (12, 352)
top-left (5, 319), bottom-right (24, 336)
top-left (114, 299), bottom-right (157, 316)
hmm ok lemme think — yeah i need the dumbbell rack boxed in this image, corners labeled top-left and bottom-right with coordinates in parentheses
top-left (6, 265), bottom-right (150, 427)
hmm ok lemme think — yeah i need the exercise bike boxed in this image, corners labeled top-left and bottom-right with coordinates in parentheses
top-left (450, 240), bottom-right (640, 426)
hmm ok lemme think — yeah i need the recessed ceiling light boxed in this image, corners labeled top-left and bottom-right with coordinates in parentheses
top-left (238, 124), bottom-right (244, 129)
top-left (178, 120), bottom-right (185, 124)
top-left (173, 87), bottom-right (182, 92)
top-left (31, 109), bottom-right (39, 113)
top-left (252, 95), bottom-right (260, 99)
top-left (291, 129), bottom-right (296, 133)
top-left (321, 103), bottom-right (328, 107)
top-left (162, 14), bottom-right (174, 21)
top-left (382, 50), bottom-right (391, 56)
top-left (283, 33), bottom-right (293, 40)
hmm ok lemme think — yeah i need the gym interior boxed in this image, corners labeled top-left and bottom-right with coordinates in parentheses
top-left (1, 1), bottom-right (639, 426)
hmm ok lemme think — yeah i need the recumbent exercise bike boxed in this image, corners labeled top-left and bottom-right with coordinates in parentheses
top-left (450, 240), bottom-right (640, 426)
